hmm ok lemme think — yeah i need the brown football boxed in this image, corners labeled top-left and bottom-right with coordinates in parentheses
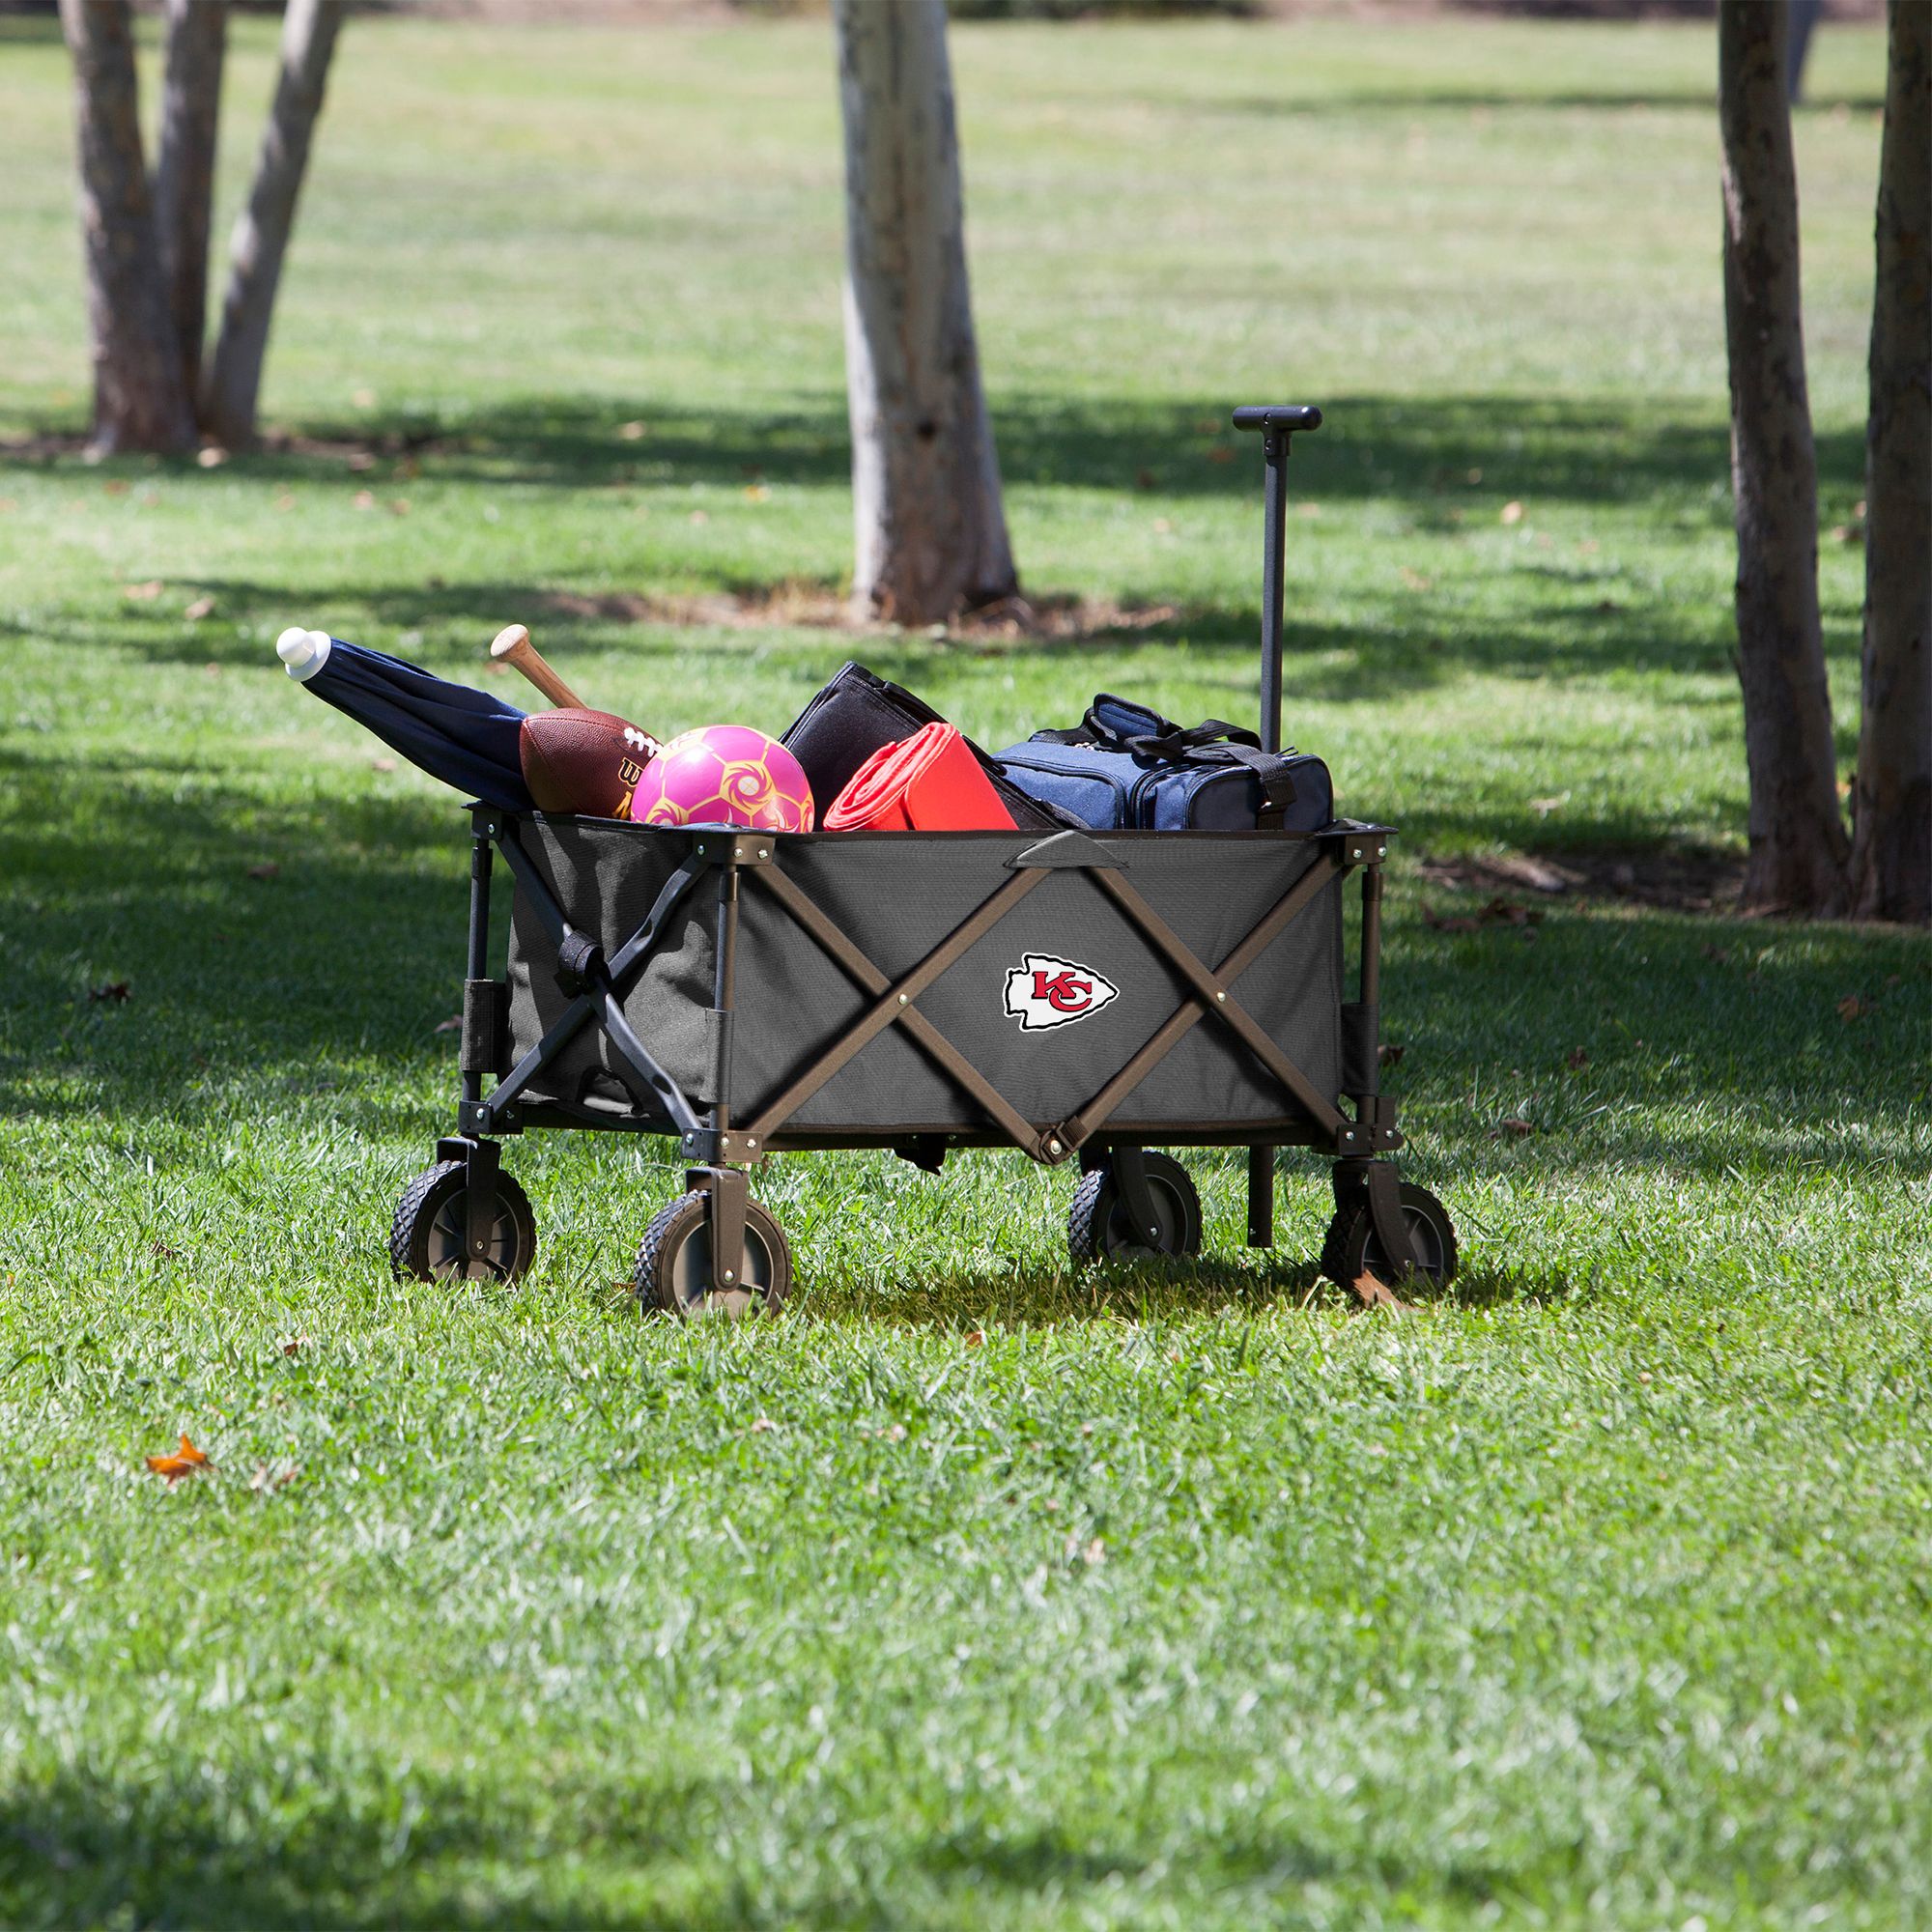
top-left (519, 708), bottom-right (660, 817)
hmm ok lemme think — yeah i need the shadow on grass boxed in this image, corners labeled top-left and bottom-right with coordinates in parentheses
top-left (1, 389), bottom-right (1869, 512)
top-left (0, 1770), bottom-right (739, 1932)
top-left (78, 584), bottom-right (1746, 700)
top-left (798, 1254), bottom-right (1575, 1327)
top-left (0, 743), bottom-right (476, 1139)
top-left (4, 742), bottom-right (1926, 1211)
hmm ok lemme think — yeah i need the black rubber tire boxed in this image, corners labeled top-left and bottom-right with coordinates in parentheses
top-left (1068, 1152), bottom-right (1203, 1263)
top-left (389, 1160), bottom-right (537, 1283)
top-left (1321, 1180), bottom-right (1458, 1295)
top-left (634, 1190), bottom-right (791, 1320)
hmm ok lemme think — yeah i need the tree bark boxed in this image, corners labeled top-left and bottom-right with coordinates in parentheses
top-left (1848, 0), bottom-right (1932, 922)
top-left (156, 0), bottom-right (227, 403)
top-left (59, 0), bottom-right (195, 455)
top-left (1719, 0), bottom-right (1848, 914)
top-left (202, 0), bottom-right (343, 448)
top-left (833, 0), bottom-right (1018, 625)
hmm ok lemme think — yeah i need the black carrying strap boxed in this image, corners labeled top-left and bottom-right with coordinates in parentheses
top-left (1034, 694), bottom-right (1298, 815)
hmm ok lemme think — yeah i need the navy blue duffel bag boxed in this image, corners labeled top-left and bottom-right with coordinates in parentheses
top-left (995, 695), bottom-right (1334, 834)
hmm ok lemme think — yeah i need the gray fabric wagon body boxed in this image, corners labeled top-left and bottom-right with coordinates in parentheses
top-left (503, 819), bottom-right (1345, 1142)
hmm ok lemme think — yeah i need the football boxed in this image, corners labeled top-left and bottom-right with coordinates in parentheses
top-left (518, 708), bottom-right (661, 817)
top-left (629, 724), bottom-right (814, 834)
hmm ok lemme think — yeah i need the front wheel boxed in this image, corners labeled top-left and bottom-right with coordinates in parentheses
top-left (390, 1160), bottom-right (537, 1283)
top-left (1320, 1181), bottom-right (1457, 1296)
top-left (634, 1191), bottom-right (791, 1320)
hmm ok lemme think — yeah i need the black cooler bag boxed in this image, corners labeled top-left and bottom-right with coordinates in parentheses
top-left (781, 662), bottom-right (1067, 832)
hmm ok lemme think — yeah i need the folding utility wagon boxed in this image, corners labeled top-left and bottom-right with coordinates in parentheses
top-left (389, 407), bottom-right (1458, 1313)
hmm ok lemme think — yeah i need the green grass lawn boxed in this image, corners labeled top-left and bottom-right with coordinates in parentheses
top-left (4, 12), bottom-right (1929, 1929)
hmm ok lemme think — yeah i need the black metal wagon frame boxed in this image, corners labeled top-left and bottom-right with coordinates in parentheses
top-left (390, 407), bottom-right (1458, 1311)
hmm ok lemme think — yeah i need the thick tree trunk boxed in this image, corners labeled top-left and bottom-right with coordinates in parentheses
top-left (59, 0), bottom-right (195, 455)
top-left (1848, 0), bottom-right (1932, 922)
top-left (833, 0), bottom-right (1018, 625)
top-left (1719, 0), bottom-right (1847, 914)
top-left (202, 0), bottom-right (343, 448)
top-left (156, 0), bottom-right (227, 402)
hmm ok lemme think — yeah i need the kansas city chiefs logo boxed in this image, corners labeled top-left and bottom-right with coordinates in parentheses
top-left (1003, 952), bottom-right (1119, 1031)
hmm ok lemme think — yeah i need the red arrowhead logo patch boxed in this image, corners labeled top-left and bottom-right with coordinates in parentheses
top-left (1002, 952), bottom-right (1120, 1032)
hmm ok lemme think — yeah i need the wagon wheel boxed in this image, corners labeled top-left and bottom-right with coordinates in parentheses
top-left (1068, 1153), bottom-right (1202, 1264)
top-left (634, 1191), bottom-right (791, 1321)
top-left (1320, 1182), bottom-right (1457, 1297)
top-left (390, 1160), bottom-right (537, 1283)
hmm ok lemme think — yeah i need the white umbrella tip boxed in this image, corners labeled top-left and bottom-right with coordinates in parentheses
top-left (276, 628), bottom-right (332, 680)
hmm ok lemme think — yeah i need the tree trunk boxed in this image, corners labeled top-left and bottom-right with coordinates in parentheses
top-left (1719, 0), bottom-right (1847, 914)
top-left (202, 0), bottom-right (343, 448)
top-left (833, 0), bottom-right (1018, 625)
top-left (1848, 0), bottom-right (1932, 922)
top-left (156, 0), bottom-right (227, 403)
top-left (58, 0), bottom-right (195, 456)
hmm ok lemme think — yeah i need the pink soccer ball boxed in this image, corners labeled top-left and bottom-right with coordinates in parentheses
top-left (628, 724), bottom-right (815, 834)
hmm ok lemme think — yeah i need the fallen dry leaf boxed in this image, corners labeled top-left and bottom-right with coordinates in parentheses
top-left (1529, 796), bottom-right (1565, 817)
top-left (1838, 994), bottom-right (1869, 1022)
top-left (1494, 1118), bottom-right (1536, 1139)
top-left (1205, 445), bottom-right (1235, 465)
top-left (183, 594), bottom-right (215, 621)
top-left (346, 450), bottom-right (375, 472)
top-left (249, 1463), bottom-right (299, 1492)
top-left (1399, 565), bottom-right (1434, 591)
top-left (387, 498), bottom-right (411, 517)
top-left (1500, 500), bottom-right (1525, 526)
top-left (688, 509), bottom-right (709, 526)
top-left (278, 1335), bottom-right (311, 1357)
top-left (102, 478), bottom-right (129, 497)
top-left (371, 756), bottom-right (397, 773)
top-left (617, 420), bottom-right (646, 440)
top-left (1566, 1046), bottom-right (1590, 1070)
top-left (274, 491), bottom-right (296, 511)
top-left (246, 862), bottom-right (280, 880)
top-left (880, 1422), bottom-right (906, 1442)
top-left (123, 580), bottom-right (164, 601)
top-left (146, 1434), bottom-right (211, 1482)
top-left (749, 1416), bottom-right (781, 1434)
top-left (1083, 1537), bottom-right (1106, 1566)
top-left (1423, 907), bottom-right (1481, 933)
top-left (1350, 1271), bottom-right (1414, 1314)
top-left (195, 445), bottom-right (227, 469)
top-left (434, 1014), bottom-right (463, 1034)
top-left (743, 484), bottom-right (769, 502)
top-left (964, 1328), bottom-right (986, 1348)
top-left (88, 980), bottom-right (131, 1004)
top-left (352, 387), bottom-right (376, 409)
top-left (352, 490), bottom-right (376, 510)
top-left (1378, 1042), bottom-right (1406, 1068)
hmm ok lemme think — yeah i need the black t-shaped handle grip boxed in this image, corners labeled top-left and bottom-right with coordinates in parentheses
top-left (1232, 405), bottom-right (1323, 437)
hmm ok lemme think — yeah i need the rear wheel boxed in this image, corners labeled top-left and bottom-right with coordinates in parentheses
top-left (390, 1160), bottom-right (537, 1283)
top-left (634, 1191), bottom-right (791, 1320)
top-left (1068, 1153), bottom-right (1203, 1263)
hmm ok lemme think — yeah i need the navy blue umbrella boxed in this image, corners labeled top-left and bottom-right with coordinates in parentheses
top-left (276, 630), bottom-right (535, 810)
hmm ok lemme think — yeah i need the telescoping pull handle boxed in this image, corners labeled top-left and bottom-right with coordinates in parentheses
top-left (1232, 404), bottom-right (1323, 754)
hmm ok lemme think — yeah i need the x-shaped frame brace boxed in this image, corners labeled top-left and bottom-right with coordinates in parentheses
top-left (738, 843), bottom-right (1352, 1165)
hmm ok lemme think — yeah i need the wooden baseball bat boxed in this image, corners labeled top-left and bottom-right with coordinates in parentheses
top-left (490, 623), bottom-right (588, 710)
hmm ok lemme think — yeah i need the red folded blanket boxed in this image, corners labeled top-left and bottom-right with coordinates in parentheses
top-left (823, 722), bottom-right (1018, 832)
